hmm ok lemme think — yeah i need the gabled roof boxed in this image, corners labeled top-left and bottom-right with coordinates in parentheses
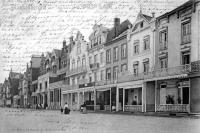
top-left (106, 19), bottom-right (131, 43)
top-left (157, 0), bottom-right (199, 21)
top-left (132, 12), bottom-right (153, 32)
top-left (135, 11), bottom-right (153, 23)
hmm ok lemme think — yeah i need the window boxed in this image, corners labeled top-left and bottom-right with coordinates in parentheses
top-left (45, 81), bottom-right (47, 89)
top-left (159, 29), bottom-right (168, 50)
top-left (50, 91), bottom-right (53, 102)
top-left (106, 68), bottom-right (111, 80)
top-left (72, 93), bottom-right (75, 103)
top-left (72, 61), bottom-right (75, 69)
top-left (144, 36), bottom-right (150, 51)
top-left (94, 72), bottom-right (97, 81)
top-left (106, 49), bottom-right (111, 63)
top-left (121, 64), bottom-right (127, 72)
top-left (140, 21), bottom-right (143, 28)
top-left (100, 70), bottom-right (104, 81)
top-left (94, 54), bottom-right (98, 63)
top-left (121, 44), bottom-right (127, 59)
top-left (113, 46), bottom-right (119, 61)
top-left (143, 61), bottom-right (149, 74)
top-left (54, 89), bottom-right (59, 102)
top-left (40, 83), bottom-right (42, 90)
top-left (77, 44), bottom-right (81, 54)
top-left (160, 58), bottom-right (168, 69)
top-left (98, 36), bottom-right (101, 44)
top-left (89, 73), bottom-right (92, 82)
top-left (133, 40), bottom-right (139, 55)
top-left (182, 51), bottom-right (190, 65)
top-left (100, 52), bottom-right (104, 63)
top-left (94, 37), bottom-right (98, 46)
top-left (89, 57), bottom-right (92, 65)
top-left (133, 64), bottom-right (139, 76)
top-left (72, 78), bottom-right (75, 85)
top-left (77, 59), bottom-right (81, 68)
top-left (113, 66), bottom-right (118, 80)
top-left (182, 21), bottom-right (191, 44)
top-left (82, 58), bottom-right (86, 67)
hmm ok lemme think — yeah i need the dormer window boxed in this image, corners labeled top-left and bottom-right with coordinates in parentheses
top-left (140, 21), bottom-right (143, 28)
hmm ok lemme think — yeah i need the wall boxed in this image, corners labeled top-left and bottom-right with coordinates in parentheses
top-left (190, 77), bottom-right (200, 113)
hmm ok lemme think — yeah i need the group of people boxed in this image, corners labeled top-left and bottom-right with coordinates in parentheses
top-left (61, 102), bottom-right (87, 114)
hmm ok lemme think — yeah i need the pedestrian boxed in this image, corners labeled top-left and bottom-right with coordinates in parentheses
top-left (80, 102), bottom-right (87, 114)
top-left (64, 102), bottom-right (70, 114)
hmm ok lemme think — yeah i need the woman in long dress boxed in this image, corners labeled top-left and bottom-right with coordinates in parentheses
top-left (64, 102), bottom-right (70, 114)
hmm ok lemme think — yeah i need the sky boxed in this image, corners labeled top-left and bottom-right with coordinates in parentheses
top-left (0, 0), bottom-right (188, 83)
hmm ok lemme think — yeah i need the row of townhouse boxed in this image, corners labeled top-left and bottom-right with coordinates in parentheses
top-left (1, 0), bottom-right (199, 114)
top-left (0, 56), bottom-right (41, 108)
top-left (56, 0), bottom-right (200, 113)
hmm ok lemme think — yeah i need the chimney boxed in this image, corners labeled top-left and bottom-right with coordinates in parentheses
top-left (63, 39), bottom-right (66, 47)
top-left (114, 18), bottom-right (120, 37)
top-left (114, 18), bottom-right (120, 27)
top-left (152, 12), bottom-right (155, 18)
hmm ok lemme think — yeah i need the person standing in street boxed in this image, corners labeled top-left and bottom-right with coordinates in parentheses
top-left (64, 102), bottom-right (70, 114)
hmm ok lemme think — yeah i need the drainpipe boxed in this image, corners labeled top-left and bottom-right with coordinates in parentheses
top-left (155, 80), bottom-right (157, 112)
top-left (123, 88), bottom-right (125, 112)
top-left (77, 92), bottom-right (80, 111)
top-left (110, 87), bottom-right (111, 112)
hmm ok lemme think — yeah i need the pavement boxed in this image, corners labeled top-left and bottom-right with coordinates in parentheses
top-left (0, 107), bottom-right (200, 133)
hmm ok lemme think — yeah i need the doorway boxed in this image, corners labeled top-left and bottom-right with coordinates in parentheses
top-left (182, 87), bottom-right (189, 104)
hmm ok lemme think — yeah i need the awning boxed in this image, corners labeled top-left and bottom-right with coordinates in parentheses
top-left (96, 87), bottom-right (110, 92)
top-left (62, 86), bottom-right (95, 94)
top-left (145, 74), bottom-right (188, 82)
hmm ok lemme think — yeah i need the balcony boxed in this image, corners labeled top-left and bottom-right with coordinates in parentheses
top-left (124, 105), bottom-right (142, 112)
top-left (78, 79), bottom-right (88, 85)
top-left (62, 84), bottom-right (79, 91)
top-left (95, 79), bottom-right (117, 86)
top-left (156, 104), bottom-right (189, 112)
top-left (87, 44), bottom-right (104, 53)
top-left (90, 63), bottom-right (99, 70)
top-left (159, 43), bottom-right (168, 51)
top-left (117, 64), bottom-right (191, 83)
top-left (191, 60), bottom-right (200, 73)
top-left (66, 66), bottom-right (87, 76)
top-left (57, 67), bottom-right (69, 75)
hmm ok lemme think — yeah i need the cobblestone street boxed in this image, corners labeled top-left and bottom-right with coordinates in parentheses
top-left (0, 108), bottom-right (199, 133)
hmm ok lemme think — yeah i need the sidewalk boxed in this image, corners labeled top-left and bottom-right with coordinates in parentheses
top-left (88, 110), bottom-right (200, 118)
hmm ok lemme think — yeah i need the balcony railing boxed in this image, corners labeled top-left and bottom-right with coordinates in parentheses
top-left (191, 60), bottom-right (200, 73)
top-left (62, 84), bottom-right (79, 91)
top-left (124, 105), bottom-right (142, 112)
top-left (95, 79), bottom-right (117, 86)
top-left (118, 64), bottom-right (190, 83)
top-left (57, 67), bottom-right (69, 75)
top-left (156, 104), bottom-right (189, 112)
top-left (66, 66), bottom-right (87, 76)
top-left (104, 105), bottom-right (111, 111)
